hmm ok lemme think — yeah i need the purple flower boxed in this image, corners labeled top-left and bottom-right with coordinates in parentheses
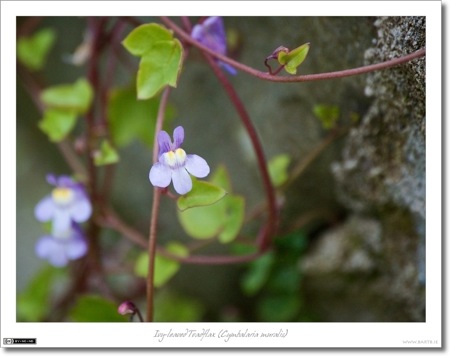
top-left (34, 174), bottom-right (92, 236)
top-left (35, 223), bottom-right (88, 267)
top-left (149, 126), bottom-right (210, 195)
top-left (191, 16), bottom-right (237, 75)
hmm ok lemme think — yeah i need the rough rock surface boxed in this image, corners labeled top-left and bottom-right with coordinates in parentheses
top-left (301, 17), bottom-right (425, 321)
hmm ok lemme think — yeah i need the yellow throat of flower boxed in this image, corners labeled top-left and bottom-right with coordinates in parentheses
top-left (52, 187), bottom-right (75, 206)
top-left (164, 148), bottom-right (187, 168)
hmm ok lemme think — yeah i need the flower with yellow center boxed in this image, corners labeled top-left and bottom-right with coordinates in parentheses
top-left (35, 174), bottom-right (92, 236)
top-left (149, 126), bottom-right (210, 195)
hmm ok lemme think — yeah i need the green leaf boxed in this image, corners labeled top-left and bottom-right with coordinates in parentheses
top-left (17, 266), bottom-right (63, 321)
top-left (107, 86), bottom-right (175, 148)
top-left (122, 23), bottom-right (183, 99)
top-left (257, 294), bottom-right (301, 322)
top-left (154, 290), bottom-right (204, 322)
top-left (278, 42), bottom-right (310, 75)
top-left (69, 295), bottom-right (128, 322)
top-left (40, 78), bottom-right (93, 113)
top-left (122, 23), bottom-right (173, 56)
top-left (218, 195), bottom-right (245, 243)
top-left (17, 28), bottom-right (56, 71)
top-left (210, 164), bottom-right (232, 192)
top-left (313, 104), bottom-right (340, 129)
top-left (177, 166), bottom-right (245, 242)
top-left (134, 252), bottom-right (148, 278)
top-left (94, 140), bottom-right (120, 166)
top-left (268, 154), bottom-right (291, 187)
top-left (38, 109), bottom-right (77, 142)
top-left (155, 243), bottom-right (189, 287)
top-left (241, 252), bottom-right (274, 296)
top-left (178, 200), bottom-right (226, 239)
top-left (177, 179), bottom-right (227, 211)
top-left (134, 243), bottom-right (189, 288)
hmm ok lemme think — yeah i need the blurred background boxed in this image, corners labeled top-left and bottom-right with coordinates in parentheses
top-left (17, 16), bottom-right (425, 322)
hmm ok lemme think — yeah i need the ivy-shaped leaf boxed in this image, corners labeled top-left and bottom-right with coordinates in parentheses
top-left (40, 78), bottom-right (93, 113)
top-left (177, 179), bottom-right (227, 211)
top-left (278, 42), bottom-right (310, 75)
top-left (38, 109), bottom-right (77, 142)
top-left (17, 28), bottom-right (56, 71)
top-left (178, 165), bottom-right (245, 243)
top-left (122, 23), bottom-right (183, 99)
top-left (93, 139), bottom-right (120, 166)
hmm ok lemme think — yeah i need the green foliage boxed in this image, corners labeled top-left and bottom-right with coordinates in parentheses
top-left (241, 252), bottom-right (274, 296)
top-left (241, 230), bottom-right (308, 321)
top-left (17, 266), bottom-right (64, 322)
top-left (17, 28), bottom-right (56, 71)
top-left (278, 43), bottom-right (310, 75)
top-left (122, 23), bottom-right (183, 99)
top-left (38, 78), bottom-right (93, 142)
top-left (177, 166), bottom-right (245, 243)
top-left (107, 86), bottom-right (175, 148)
top-left (40, 78), bottom-right (93, 113)
top-left (313, 104), bottom-right (340, 129)
top-left (94, 139), bottom-right (120, 166)
top-left (257, 294), bottom-right (301, 322)
top-left (134, 242), bottom-right (189, 287)
top-left (177, 179), bottom-right (227, 211)
top-left (69, 295), bottom-right (128, 322)
top-left (154, 290), bottom-right (204, 322)
top-left (38, 109), bottom-right (77, 142)
top-left (217, 195), bottom-right (245, 243)
top-left (268, 154), bottom-right (291, 187)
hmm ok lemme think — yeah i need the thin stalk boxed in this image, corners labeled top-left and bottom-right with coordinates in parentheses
top-left (146, 87), bottom-right (171, 322)
top-left (160, 17), bottom-right (426, 83)
top-left (202, 54), bottom-right (278, 251)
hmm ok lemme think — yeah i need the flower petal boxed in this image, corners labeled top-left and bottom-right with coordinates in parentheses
top-left (192, 17), bottom-right (227, 54)
top-left (157, 130), bottom-right (172, 156)
top-left (173, 126), bottom-right (184, 149)
top-left (149, 162), bottom-right (172, 188)
top-left (46, 174), bottom-right (58, 186)
top-left (35, 236), bottom-right (68, 267)
top-left (52, 209), bottom-right (72, 236)
top-left (65, 236), bottom-right (88, 260)
top-left (172, 167), bottom-right (192, 195)
top-left (57, 175), bottom-right (75, 187)
top-left (185, 154), bottom-right (210, 178)
top-left (34, 196), bottom-right (55, 222)
top-left (70, 195), bottom-right (92, 223)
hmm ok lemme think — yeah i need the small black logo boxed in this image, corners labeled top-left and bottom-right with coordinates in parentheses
top-left (3, 338), bottom-right (36, 345)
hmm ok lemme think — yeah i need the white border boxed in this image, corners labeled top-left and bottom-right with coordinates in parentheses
top-left (1, 0), bottom-right (442, 350)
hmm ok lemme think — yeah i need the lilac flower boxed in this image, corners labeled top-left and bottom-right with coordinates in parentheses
top-left (191, 16), bottom-right (237, 75)
top-left (149, 126), bottom-right (210, 195)
top-left (35, 223), bottom-right (88, 267)
top-left (34, 174), bottom-right (92, 236)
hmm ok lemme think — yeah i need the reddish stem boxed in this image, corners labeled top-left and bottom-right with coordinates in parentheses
top-left (146, 87), bottom-right (171, 322)
top-left (201, 54), bottom-right (278, 251)
top-left (160, 16), bottom-right (426, 83)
